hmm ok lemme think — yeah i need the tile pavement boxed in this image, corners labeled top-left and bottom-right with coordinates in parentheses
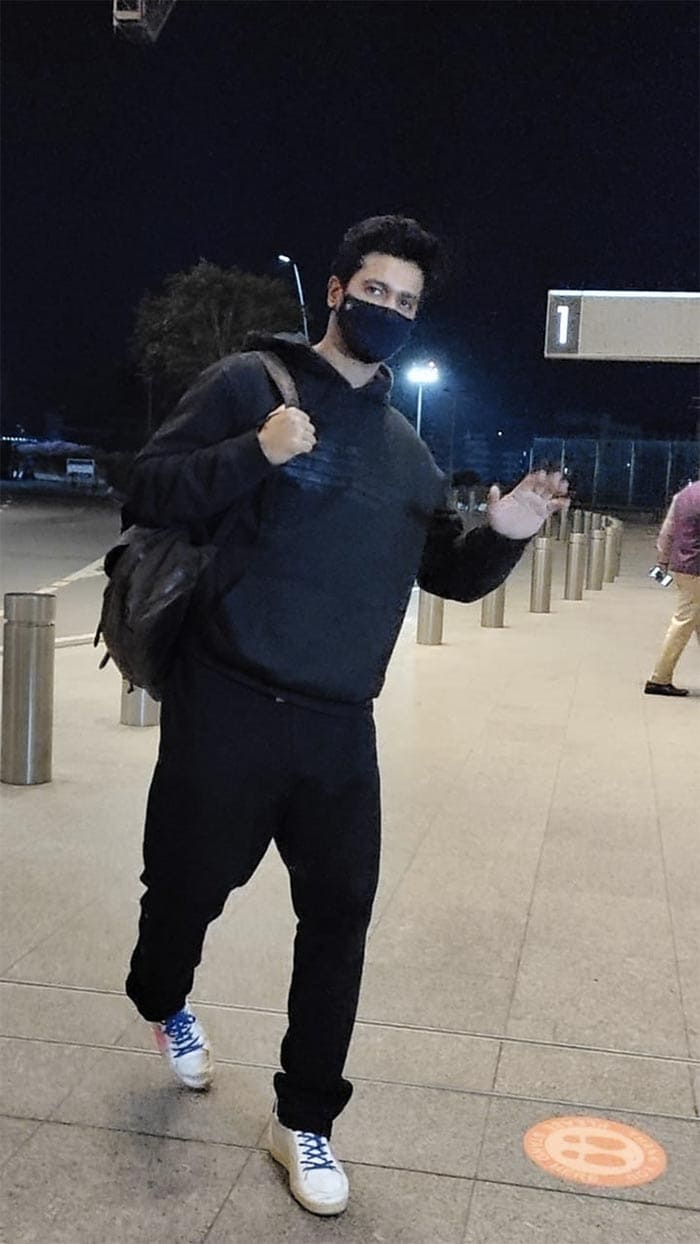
top-left (1, 525), bottom-right (698, 1241)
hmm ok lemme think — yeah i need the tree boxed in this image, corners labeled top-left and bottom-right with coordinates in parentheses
top-left (132, 260), bottom-right (302, 402)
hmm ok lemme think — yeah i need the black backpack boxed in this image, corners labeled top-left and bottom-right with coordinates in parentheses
top-left (94, 351), bottom-right (298, 700)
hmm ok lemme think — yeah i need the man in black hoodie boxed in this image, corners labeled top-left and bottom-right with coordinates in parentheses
top-left (124, 215), bottom-right (568, 1216)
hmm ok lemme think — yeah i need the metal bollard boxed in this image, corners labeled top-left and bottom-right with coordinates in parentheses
top-left (564, 533), bottom-right (587, 600)
top-left (592, 512), bottom-right (604, 530)
top-left (481, 581), bottom-right (506, 628)
top-left (586, 529), bottom-right (605, 590)
top-left (603, 523), bottom-right (617, 583)
top-left (120, 681), bottom-right (160, 727)
top-left (416, 589), bottom-right (444, 645)
top-left (541, 515), bottom-right (554, 539)
top-left (1, 593), bottom-right (56, 785)
top-left (583, 511), bottom-right (593, 535)
top-left (530, 537), bottom-right (552, 613)
top-left (558, 505), bottom-right (570, 542)
top-left (572, 509), bottom-right (584, 534)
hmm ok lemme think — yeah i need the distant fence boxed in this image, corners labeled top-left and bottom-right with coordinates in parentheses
top-left (529, 438), bottom-right (699, 512)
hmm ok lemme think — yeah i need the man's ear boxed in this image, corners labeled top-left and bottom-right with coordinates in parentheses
top-left (327, 275), bottom-right (344, 310)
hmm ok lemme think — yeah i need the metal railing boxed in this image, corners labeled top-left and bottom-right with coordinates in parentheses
top-left (529, 436), bottom-right (699, 512)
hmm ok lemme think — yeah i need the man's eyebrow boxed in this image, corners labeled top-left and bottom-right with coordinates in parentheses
top-left (362, 278), bottom-right (419, 302)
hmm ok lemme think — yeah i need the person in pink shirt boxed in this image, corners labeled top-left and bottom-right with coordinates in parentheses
top-left (645, 479), bottom-right (700, 697)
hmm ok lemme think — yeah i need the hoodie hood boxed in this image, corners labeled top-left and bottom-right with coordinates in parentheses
top-left (243, 331), bottom-right (393, 407)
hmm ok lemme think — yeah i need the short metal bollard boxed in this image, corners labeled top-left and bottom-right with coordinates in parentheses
top-left (564, 533), bottom-right (587, 600)
top-left (603, 523), bottom-right (618, 583)
top-left (586, 528), bottom-right (605, 590)
top-left (583, 510), bottom-right (593, 535)
top-left (416, 589), bottom-right (444, 645)
top-left (592, 512), bottom-right (604, 530)
top-left (614, 524), bottom-right (623, 575)
top-left (558, 505), bottom-right (570, 542)
top-left (120, 682), bottom-right (160, 727)
top-left (1, 593), bottom-right (56, 785)
top-left (572, 509), bottom-right (584, 534)
top-left (481, 581), bottom-right (506, 628)
top-left (530, 537), bottom-right (552, 613)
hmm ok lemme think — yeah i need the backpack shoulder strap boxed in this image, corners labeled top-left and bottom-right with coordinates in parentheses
top-left (207, 350), bottom-right (299, 555)
top-left (254, 350), bottom-right (300, 409)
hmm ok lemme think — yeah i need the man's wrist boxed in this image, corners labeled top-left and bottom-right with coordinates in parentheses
top-left (485, 522), bottom-right (530, 547)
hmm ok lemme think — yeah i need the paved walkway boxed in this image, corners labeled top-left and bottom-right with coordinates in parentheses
top-left (1, 524), bottom-right (698, 1242)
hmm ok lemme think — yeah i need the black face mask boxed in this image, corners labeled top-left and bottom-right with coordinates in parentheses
top-left (335, 294), bottom-right (415, 364)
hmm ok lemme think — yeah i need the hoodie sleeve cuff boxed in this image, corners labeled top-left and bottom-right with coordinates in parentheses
top-left (223, 426), bottom-right (277, 482)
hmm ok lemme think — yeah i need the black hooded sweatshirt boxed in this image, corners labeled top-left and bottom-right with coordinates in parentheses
top-left (126, 334), bottom-right (527, 710)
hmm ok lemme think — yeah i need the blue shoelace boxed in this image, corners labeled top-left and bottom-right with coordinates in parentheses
top-left (296, 1132), bottom-right (338, 1172)
top-left (162, 1010), bottom-right (204, 1059)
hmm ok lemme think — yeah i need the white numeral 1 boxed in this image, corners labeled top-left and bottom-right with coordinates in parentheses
top-left (556, 304), bottom-right (569, 345)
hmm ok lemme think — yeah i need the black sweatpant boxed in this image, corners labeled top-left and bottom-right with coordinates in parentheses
top-left (125, 654), bottom-right (381, 1138)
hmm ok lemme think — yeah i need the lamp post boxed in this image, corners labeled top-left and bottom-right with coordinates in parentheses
top-left (278, 254), bottom-right (309, 342)
top-left (442, 387), bottom-right (457, 482)
top-left (407, 361), bottom-right (439, 438)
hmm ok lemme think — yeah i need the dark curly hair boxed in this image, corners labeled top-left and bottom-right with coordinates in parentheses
top-left (331, 215), bottom-right (446, 295)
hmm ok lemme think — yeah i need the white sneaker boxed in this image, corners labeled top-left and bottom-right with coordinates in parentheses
top-left (153, 1005), bottom-right (212, 1090)
top-left (268, 1111), bottom-right (349, 1216)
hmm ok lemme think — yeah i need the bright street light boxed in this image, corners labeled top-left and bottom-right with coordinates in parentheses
top-left (406, 361), bottom-right (439, 438)
top-left (277, 254), bottom-right (309, 342)
top-left (407, 362), bottom-right (439, 385)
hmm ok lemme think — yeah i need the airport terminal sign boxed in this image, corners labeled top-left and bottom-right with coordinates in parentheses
top-left (545, 290), bottom-right (700, 362)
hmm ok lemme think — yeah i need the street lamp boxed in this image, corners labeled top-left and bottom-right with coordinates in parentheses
top-left (407, 361), bottom-right (439, 438)
top-left (278, 254), bottom-right (309, 342)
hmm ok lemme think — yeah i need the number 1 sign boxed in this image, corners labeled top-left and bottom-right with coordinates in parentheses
top-left (544, 290), bottom-right (700, 361)
top-left (545, 294), bottom-right (583, 355)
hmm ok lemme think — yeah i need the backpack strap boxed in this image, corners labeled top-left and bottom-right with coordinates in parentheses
top-left (254, 350), bottom-right (300, 409)
top-left (207, 350), bottom-right (299, 556)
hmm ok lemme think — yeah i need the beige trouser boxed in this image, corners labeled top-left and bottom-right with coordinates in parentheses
top-left (650, 572), bottom-right (700, 685)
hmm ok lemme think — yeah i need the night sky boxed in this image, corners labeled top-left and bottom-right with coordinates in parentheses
top-left (2, 0), bottom-right (698, 452)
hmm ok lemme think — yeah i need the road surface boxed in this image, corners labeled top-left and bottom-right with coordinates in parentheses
top-left (0, 489), bottom-right (121, 641)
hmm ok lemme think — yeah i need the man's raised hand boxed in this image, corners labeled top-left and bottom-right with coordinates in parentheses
top-left (257, 405), bottom-right (317, 466)
top-left (487, 470), bottom-right (570, 541)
